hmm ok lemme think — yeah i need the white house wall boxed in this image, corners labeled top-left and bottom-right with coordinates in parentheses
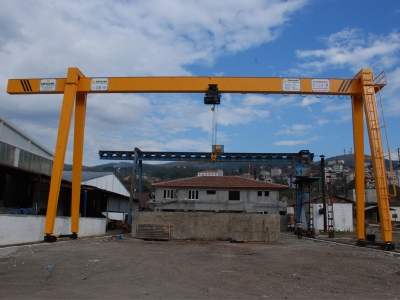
top-left (155, 188), bottom-right (285, 214)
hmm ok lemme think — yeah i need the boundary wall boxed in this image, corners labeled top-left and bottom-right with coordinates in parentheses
top-left (132, 212), bottom-right (280, 242)
top-left (0, 215), bottom-right (106, 246)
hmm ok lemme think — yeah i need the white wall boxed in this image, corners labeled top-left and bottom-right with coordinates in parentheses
top-left (299, 203), bottom-right (353, 232)
top-left (349, 189), bottom-right (378, 203)
top-left (0, 215), bottom-right (106, 246)
top-left (312, 203), bottom-right (353, 232)
top-left (155, 188), bottom-right (283, 213)
top-left (391, 207), bottom-right (400, 222)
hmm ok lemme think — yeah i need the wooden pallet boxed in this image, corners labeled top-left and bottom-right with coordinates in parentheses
top-left (136, 224), bottom-right (172, 241)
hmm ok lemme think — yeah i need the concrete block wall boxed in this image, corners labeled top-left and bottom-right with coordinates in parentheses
top-left (132, 212), bottom-right (280, 242)
top-left (0, 215), bottom-right (106, 246)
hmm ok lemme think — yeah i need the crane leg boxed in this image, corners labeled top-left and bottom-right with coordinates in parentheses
top-left (352, 95), bottom-right (365, 241)
top-left (71, 92), bottom-right (87, 235)
top-left (44, 68), bottom-right (84, 242)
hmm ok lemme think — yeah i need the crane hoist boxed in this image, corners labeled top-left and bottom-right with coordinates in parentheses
top-left (204, 84), bottom-right (221, 162)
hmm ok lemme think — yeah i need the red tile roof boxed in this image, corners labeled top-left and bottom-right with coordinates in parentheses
top-left (152, 176), bottom-right (288, 190)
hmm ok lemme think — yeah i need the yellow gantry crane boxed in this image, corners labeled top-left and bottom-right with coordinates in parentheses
top-left (6, 68), bottom-right (396, 249)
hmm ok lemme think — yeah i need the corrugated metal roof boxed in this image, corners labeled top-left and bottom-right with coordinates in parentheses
top-left (152, 176), bottom-right (288, 189)
top-left (62, 171), bottom-right (130, 197)
top-left (62, 171), bottom-right (114, 182)
top-left (0, 114), bottom-right (54, 158)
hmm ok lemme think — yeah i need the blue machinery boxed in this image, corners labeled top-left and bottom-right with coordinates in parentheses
top-left (292, 162), bottom-right (320, 236)
top-left (99, 148), bottom-right (316, 218)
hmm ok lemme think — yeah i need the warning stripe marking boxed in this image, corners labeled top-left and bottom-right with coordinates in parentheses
top-left (20, 80), bottom-right (32, 92)
top-left (338, 79), bottom-right (352, 93)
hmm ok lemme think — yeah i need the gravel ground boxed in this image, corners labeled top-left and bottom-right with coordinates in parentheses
top-left (0, 233), bottom-right (400, 299)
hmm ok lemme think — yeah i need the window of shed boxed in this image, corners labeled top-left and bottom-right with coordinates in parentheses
top-left (257, 191), bottom-right (262, 197)
top-left (265, 191), bottom-right (270, 197)
top-left (229, 191), bottom-right (240, 200)
top-left (207, 190), bottom-right (216, 195)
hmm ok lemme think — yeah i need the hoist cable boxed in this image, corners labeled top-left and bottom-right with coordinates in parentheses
top-left (211, 105), bottom-right (218, 146)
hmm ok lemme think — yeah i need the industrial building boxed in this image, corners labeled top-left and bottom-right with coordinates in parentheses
top-left (0, 115), bottom-right (132, 246)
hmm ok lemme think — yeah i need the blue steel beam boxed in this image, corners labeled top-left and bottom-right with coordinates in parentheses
top-left (98, 149), bottom-right (314, 163)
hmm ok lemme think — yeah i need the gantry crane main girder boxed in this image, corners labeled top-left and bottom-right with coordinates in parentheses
top-left (6, 68), bottom-right (394, 247)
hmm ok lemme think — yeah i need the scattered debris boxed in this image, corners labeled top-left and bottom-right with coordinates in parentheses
top-left (44, 265), bottom-right (54, 269)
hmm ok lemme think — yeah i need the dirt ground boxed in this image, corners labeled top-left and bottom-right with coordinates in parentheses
top-left (1, 233), bottom-right (400, 299)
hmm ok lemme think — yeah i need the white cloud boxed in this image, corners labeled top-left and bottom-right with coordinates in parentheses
top-left (0, 0), bottom-right (309, 166)
top-left (274, 139), bottom-right (309, 146)
top-left (384, 67), bottom-right (400, 116)
top-left (295, 29), bottom-right (400, 73)
top-left (276, 124), bottom-right (314, 135)
top-left (243, 95), bottom-right (274, 106)
top-left (316, 119), bottom-right (330, 126)
top-left (323, 102), bottom-right (350, 113)
top-left (271, 96), bottom-right (297, 107)
top-left (0, 0), bottom-right (309, 79)
top-left (297, 96), bottom-right (321, 107)
top-left (274, 135), bottom-right (320, 146)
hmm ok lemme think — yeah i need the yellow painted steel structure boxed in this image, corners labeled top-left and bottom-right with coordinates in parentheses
top-left (6, 67), bottom-right (394, 244)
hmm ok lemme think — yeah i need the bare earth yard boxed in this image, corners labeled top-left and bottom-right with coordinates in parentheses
top-left (1, 233), bottom-right (400, 299)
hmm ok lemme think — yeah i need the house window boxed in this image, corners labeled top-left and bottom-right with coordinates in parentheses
top-left (229, 191), bottom-right (240, 200)
top-left (188, 190), bottom-right (199, 200)
top-left (163, 189), bottom-right (174, 199)
top-left (207, 190), bottom-right (216, 195)
top-left (258, 191), bottom-right (269, 197)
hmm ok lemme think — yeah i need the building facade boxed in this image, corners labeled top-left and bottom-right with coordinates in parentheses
top-left (151, 176), bottom-right (288, 214)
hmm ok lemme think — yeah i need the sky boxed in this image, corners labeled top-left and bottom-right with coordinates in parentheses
top-left (1, 0), bottom-right (400, 166)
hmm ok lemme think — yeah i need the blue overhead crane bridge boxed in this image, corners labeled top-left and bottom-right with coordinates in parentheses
top-left (99, 149), bottom-right (317, 227)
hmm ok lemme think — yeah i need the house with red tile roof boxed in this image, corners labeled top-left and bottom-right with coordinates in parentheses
top-left (151, 176), bottom-right (288, 214)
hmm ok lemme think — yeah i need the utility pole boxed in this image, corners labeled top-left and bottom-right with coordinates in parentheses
top-left (320, 155), bottom-right (327, 232)
top-left (343, 147), bottom-right (346, 163)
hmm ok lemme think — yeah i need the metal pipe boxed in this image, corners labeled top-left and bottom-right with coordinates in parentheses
top-left (320, 155), bottom-right (327, 232)
top-left (139, 160), bottom-right (143, 211)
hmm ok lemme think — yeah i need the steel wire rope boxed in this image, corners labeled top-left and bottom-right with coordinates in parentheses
top-left (211, 104), bottom-right (219, 147)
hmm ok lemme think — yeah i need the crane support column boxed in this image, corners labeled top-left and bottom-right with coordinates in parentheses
top-left (351, 95), bottom-right (365, 240)
top-left (71, 92), bottom-right (88, 235)
top-left (139, 160), bottom-right (143, 211)
top-left (44, 68), bottom-right (85, 242)
top-left (358, 69), bottom-right (393, 245)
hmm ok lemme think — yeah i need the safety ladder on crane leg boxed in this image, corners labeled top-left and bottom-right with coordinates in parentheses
top-left (363, 75), bottom-right (392, 243)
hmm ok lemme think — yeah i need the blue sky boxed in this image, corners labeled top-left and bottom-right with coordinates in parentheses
top-left (1, 0), bottom-right (399, 166)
